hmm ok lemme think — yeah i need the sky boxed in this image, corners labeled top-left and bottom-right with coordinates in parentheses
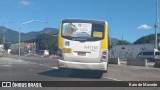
top-left (0, 0), bottom-right (159, 43)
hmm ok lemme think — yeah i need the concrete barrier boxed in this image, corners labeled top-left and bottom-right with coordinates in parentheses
top-left (109, 58), bottom-right (120, 65)
top-left (154, 59), bottom-right (160, 68)
top-left (127, 59), bottom-right (147, 67)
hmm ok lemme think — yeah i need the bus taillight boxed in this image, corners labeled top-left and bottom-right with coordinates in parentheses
top-left (57, 49), bottom-right (61, 54)
top-left (102, 51), bottom-right (107, 61)
top-left (103, 51), bottom-right (107, 55)
top-left (57, 49), bottom-right (63, 58)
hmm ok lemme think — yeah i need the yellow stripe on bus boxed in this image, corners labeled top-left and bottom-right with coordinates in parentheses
top-left (58, 21), bottom-right (64, 48)
top-left (101, 24), bottom-right (108, 50)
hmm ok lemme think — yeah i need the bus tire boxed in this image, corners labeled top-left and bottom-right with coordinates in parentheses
top-left (95, 71), bottom-right (103, 79)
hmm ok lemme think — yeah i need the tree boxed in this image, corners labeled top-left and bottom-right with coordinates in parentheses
top-left (36, 34), bottom-right (58, 54)
top-left (4, 43), bottom-right (11, 50)
top-left (158, 46), bottom-right (160, 51)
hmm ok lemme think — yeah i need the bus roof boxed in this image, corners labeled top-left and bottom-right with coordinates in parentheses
top-left (61, 18), bottom-right (108, 25)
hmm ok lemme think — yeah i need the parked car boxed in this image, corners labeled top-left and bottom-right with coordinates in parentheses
top-left (136, 49), bottom-right (160, 61)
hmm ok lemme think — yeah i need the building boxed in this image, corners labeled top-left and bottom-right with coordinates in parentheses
top-left (109, 43), bottom-right (154, 59)
top-left (10, 42), bottom-right (36, 55)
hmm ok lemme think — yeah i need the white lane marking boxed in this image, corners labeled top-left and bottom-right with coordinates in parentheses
top-left (51, 67), bottom-right (58, 69)
top-left (0, 65), bottom-right (11, 67)
top-left (39, 64), bottom-right (58, 69)
top-left (103, 77), bottom-right (122, 81)
top-left (39, 64), bottom-right (48, 67)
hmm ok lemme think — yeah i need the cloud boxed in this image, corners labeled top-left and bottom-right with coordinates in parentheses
top-left (19, 0), bottom-right (30, 7)
top-left (137, 24), bottom-right (152, 30)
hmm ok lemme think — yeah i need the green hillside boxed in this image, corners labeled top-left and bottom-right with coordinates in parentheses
top-left (133, 34), bottom-right (160, 44)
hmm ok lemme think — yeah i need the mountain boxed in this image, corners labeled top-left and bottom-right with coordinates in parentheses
top-left (110, 38), bottom-right (120, 45)
top-left (0, 26), bottom-right (19, 43)
top-left (133, 34), bottom-right (158, 44)
top-left (0, 26), bottom-right (132, 45)
top-left (0, 26), bottom-right (58, 43)
top-left (110, 38), bottom-right (132, 45)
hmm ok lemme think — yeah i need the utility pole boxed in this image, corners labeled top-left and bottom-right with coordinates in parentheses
top-left (2, 23), bottom-right (6, 44)
top-left (109, 28), bottom-right (112, 48)
top-left (155, 0), bottom-right (159, 49)
top-left (3, 29), bottom-right (6, 44)
top-left (18, 20), bottom-right (47, 60)
top-left (122, 35), bottom-right (123, 41)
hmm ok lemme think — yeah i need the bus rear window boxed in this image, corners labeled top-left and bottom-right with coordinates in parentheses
top-left (62, 23), bottom-right (92, 37)
top-left (62, 23), bottom-right (104, 40)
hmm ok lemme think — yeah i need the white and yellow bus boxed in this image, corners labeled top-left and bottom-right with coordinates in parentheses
top-left (57, 19), bottom-right (109, 73)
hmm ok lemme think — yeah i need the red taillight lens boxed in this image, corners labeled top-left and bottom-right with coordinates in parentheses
top-left (57, 49), bottom-right (61, 54)
top-left (103, 51), bottom-right (107, 55)
top-left (57, 49), bottom-right (62, 58)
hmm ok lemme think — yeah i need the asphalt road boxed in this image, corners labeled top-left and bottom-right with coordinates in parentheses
top-left (0, 55), bottom-right (160, 90)
top-left (0, 55), bottom-right (111, 81)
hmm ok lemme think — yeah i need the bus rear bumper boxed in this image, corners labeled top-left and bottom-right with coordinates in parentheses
top-left (58, 59), bottom-right (108, 72)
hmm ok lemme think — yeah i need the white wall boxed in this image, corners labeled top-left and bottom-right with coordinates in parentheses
top-left (110, 44), bottom-right (154, 59)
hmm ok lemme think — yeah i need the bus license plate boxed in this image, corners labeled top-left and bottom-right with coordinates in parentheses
top-left (62, 48), bottom-right (71, 53)
top-left (78, 52), bottom-right (86, 56)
